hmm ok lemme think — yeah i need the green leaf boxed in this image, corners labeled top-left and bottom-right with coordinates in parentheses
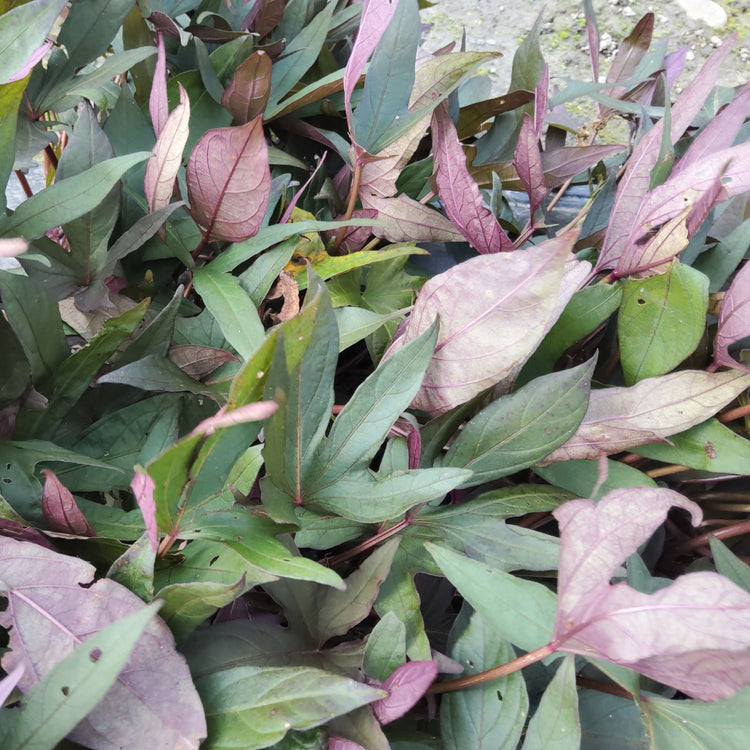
top-left (0, 601), bottom-right (161, 750)
top-left (638, 687), bottom-right (750, 750)
top-left (619, 263), bottom-right (708, 383)
top-left (193, 267), bottom-right (265, 362)
top-left (521, 655), bottom-right (581, 750)
top-left (441, 607), bottom-right (528, 750)
top-left (263, 275), bottom-right (338, 503)
top-left (578, 690), bottom-right (649, 750)
top-left (107, 532), bottom-right (156, 602)
top-left (309, 322), bottom-right (438, 492)
top-left (519, 283), bottom-right (622, 384)
top-left (535, 458), bottom-right (657, 501)
top-left (426, 542), bottom-right (556, 652)
top-left (364, 611), bottom-right (407, 682)
top-left (307, 467), bottom-right (472, 523)
top-left (693, 217), bottom-right (750, 293)
top-left (0, 314), bottom-right (30, 402)
top-left (633, 418), bottom-right (750, 474)
top-left (15, 300), bottom-right (150, 441)
top-left (510, 11), bottom-right (546, 92)
top-left (267, 0), bottom-right (337, 113)
top-left (0, 152), bottom-right (151, 240)
top-left (195, 666), bottom-right (385, 749)
top-left (0, 270), bottom-right (69, 384)
top-left (334, 306), bottom-right (409, 351)
top-left (709, 536), bottom-right (750, 594)
top-left (443, 358), bottom-right (594, 486)
top-left (351, 0), bottom-right (418, 154)
top-left (0, 76), bottom-right (30, 213)
top-left (0, 0), bottom-right (67, 85)
top-left (238, 237), bottom-right (298, 306)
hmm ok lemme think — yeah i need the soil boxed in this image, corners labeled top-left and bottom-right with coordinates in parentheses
top-left (421, 0), bottom-right (750, 101)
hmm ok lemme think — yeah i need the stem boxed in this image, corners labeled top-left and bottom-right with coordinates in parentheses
top-left (576, 676), bottom-right (633, 700)
top-left (682, 520), bottom-right (750, 552)
top-left (427, 642), bottom-right (556, 694)
top-left (646, 463), bottom-right (690, 479)
top-left (332, 161), bottom-right (363, 253)
top-left (14, 170), bottom-right (33, 199)
top-left (327, 517), bottom-right (410, 567)
top-left (44, 144), bottom-right (59, 171)
top-left (719, 402), bottom-right (750, 424)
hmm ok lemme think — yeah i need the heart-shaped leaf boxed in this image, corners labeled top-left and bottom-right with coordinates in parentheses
top-left (186, 117), bottom-right (271, 242)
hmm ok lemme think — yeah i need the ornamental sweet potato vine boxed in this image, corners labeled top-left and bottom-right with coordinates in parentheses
top-left (1, 0), bottom-right (750, 748)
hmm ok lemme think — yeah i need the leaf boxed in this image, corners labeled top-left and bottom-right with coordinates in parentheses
top-left (195, 666), bottom-right (385, 749)
top-left (427, 542), bottom-right (557, 653)
top-left (714, 258), bottom-right (750, 370)
top-left (221, 50), bottom-right (272, 123)
top-left (443, 358), bottom-right (594, 486)
top-left (309, 323), bottom-right (438, 492)
top-left (131, 471), bottom-right (158, 552)
top-left (371, 660), bottom-right (437, 724)
top-left (0, 0), bottom-right (67, 85)
top-left (552, 489), bottom-right (750, 700)
top-left (364, 612), bottom-right (407, 683)
top-left (41, 469), bottom-right (95, 537)
top-left (618, 263), bottom-right (708, 384)
top-left (383, 231), bottom-right (585, 415)
top-left (597, 38), bottom-right (734, 271)
top-left (0, 602), bottom-right (162, 750)
top-left (431, 103), bottom-right (514, 253)
top-left (605, 13), bottom-right (654, 93)
top-left (150, 31), bottom-right (168, 137)
top-left (0, 152), bottom-right (150, 240)
top-left (541, 369), bottom-right (750, 463)
top-left (193, 266), bottom-right (265, 361)
top-left (145, 82), bottom-right (190, 226)
top-left (521, 655), bottom-right (580, 750)
top-left (514, 112), bottom-right (548, 220)
top-left (0, 269), bottom-right (69, 383)
top-left (634, 418), bottom-right (750, 474)
top-left (639, 688), bottom-right (750, 750)
top-left (169, 344), bottom-right (237, 379)
top-left (541, 145), bottom-right (625, 188)
top-left (186, 117), bottom-right (271, 243)
top-left (441, 608), bottom-right (528, 750)
top-left (0, 538), bottom-right (206, 748)
top-left (710, 537), bottom-right (750, 595)
top-left (361, 193), bottom-right (464, 243)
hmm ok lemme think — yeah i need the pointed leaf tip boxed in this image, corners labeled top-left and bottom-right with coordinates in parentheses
top-left (41, 470), bottom-right (95, 537)
top-left (372, 660), bottom-right (438, 724)
top-left (131, 471), bottom-right (158, 552)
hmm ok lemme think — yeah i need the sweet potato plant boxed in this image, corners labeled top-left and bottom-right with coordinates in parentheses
top-left (1, 0), bottom-right (750, 747)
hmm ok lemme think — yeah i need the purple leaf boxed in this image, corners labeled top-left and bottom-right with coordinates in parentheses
top-left (553, 489), bottom-right (750, 700)
top-left (144, 82), bottom-right (190, 234)
top-left (41, 470), bottom-right (95, 537)
top-left (514, 112), bottom-right (549, 220)
top-left (371, 660), bottom-right (438, 724)
top-left (149, 32), bottom-right (168, 138)
top-left (540, 369), bottom-right (750, 463)
top-left (0, 664), bottom-right (24, 705)
top-left (329, 738), bottom-right (367, 750)
top-left (186, 117), bottom-right (271, 243)
top-left (6, 40), bottom-right (52, 83)
top-left (221, 50), bottom-right (272, 124)
top-left (714, 260), bottom-right (750, 371)
top-left (0, 538), bottom-right (206, 747)
top-left (675, 82), bottom-right (750, 175)
top-left (582, 0), bottom-right (600, 84)
top-left (431, 103), bottom-right (513, 253)
top-left (533, 64), bottom-right (548, 139)
top-left (606, 13), bottom-right (654, 91)
top-left (324, 209), bottom-right (379, 253)
top-left (664, 46), bottom-right (689, 90)
top-left (541, 145), bottom-right (625, 187)
top-left (0, 519), bottom-right (57, 551)
top-left (383, 230), bottom-right (586, 414)
top-left (360, 193), bottom-right (464, 243)
top-left (343, 0), bottom-right (399, 130)
top-left (190, 401), bottom-right (278, 436)
top-left (597, 37), bottom-right (735, 272)
top-left (131, 471), bottom-right (158, 553)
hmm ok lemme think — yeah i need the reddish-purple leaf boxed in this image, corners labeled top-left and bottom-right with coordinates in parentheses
top-left (533, 64), bottom-right (548, 139)
top-left (323, 208), bottom-right (378, 253)
top-left (675, 82), bottom-right (750, 175)
top-left (0, 519), bottom-right (57, 550)
top-left (431, 103), bottom-right (513, 253)
top-left (149, 31), bottom-right (168, 138)
top-left (0, 538), bottom-right (207, 746)
top-left (540, 369), bottom-right (750, 463)
top-left (553, 489), bottom-right (750, 701)
top-left (343, 0), bottom-right (400, 131)
top-left (514, 112), bottom-right (549, 220)
top-left (664, 46), bottom-right (689, 90)
top-left (246, 0), bottom-right (285, 38)
top-left (190, 401), bottom-right (278, 437)
top-left (131, 471), bottom-right (158, 552)
top-left (597, 37), bottom-right (735, 272)
top-left (329, 738), bottom-right (367, 750)
top-left (383, 230), bottom-right (586, 414)
top-left (41, 470), bottom-right (95, 537)
top-left (541, 145), bottom-right (625, 187)
top-left (582, 0), bottom-right (600, 84)
top-left (360, 193), bottom-right (464, 244)
top-left (606, 13), bottom-right (654, 90)
top-left (714, 260), bottom-right (750, 371)
top-left (371, 661), bottom-right (437, 724)
top-left (221, 50), bottom-right (272, 124)
top-left (144, 82), bottom-right (190, 232)
top-left (168, 344), bottom-right (238, 380)
top-left (186, 117), bottom-right (271, 243)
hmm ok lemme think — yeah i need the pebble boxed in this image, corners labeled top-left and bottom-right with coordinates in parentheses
top-left (673, 0), bottom-right (728, 28)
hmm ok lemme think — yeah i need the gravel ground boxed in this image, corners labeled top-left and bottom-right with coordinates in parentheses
top-left (421, 0), bottom-right (750, 97)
